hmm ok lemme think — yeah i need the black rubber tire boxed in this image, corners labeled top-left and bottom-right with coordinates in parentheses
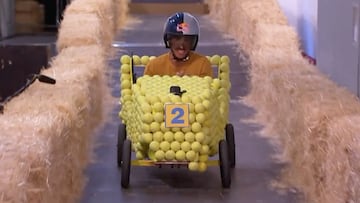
top-left (117, 123), bottom-right (126, 167)
top-left (121, 139), bottom-right (131, 188)
top-left (219, 140), bottom-right (231, 188)
top-left (225, 123), bottom-right (236, 168)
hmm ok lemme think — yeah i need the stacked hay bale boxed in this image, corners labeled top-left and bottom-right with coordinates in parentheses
top-left (57, 0), bottom-right (122, 54)
top-left (0, 0), bottom-right (129, 202)
top-left (115, 0), bottom-right (130, 29)
top-left (119, 55), bottom-right (231, 172)
top-left (207, 0), bottom-right (360, 203)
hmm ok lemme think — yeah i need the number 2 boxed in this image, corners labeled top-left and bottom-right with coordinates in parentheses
top-left (171, 107), bottom-right (184, 124)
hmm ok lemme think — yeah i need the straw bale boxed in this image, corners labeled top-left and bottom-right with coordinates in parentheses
top-left (1, 0), bottom-right (123, 201)
top-left (64, 0), bottom-right (116, 48)
top-left (56, 13), bottom-right (104, 52)
top-left (245, 59), bottom-right (360, 203)
top-left (0, 45), bottom-right (111, 202)
top-left (248, 23), bottom-right (300, 54)
top-left (115, 0), bottom-right (129, 30)
top-left (209, 0), bottom-right (360, 202)
top-left (230, 0), bottom-right (288, 51)
top-left (244, 48), bottom-right (314, 117)
top-left (241, 0), bottom-right (288, 25)
top-left (50, 45), bottom-right (105, 72)
top-left (280, 115), bottom-right (360, 203)
top-left (0, 84), bottom-right (93, 203)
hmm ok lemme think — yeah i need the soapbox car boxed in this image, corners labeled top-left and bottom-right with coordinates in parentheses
top-left (117, 54), bottom-right (235, 189)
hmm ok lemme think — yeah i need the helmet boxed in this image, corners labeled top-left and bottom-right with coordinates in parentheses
top-left (163, 12), bottom-right (200, 50)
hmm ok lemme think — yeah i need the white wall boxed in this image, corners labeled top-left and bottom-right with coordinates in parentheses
top-left (277, 0), bottom-right (318, 59)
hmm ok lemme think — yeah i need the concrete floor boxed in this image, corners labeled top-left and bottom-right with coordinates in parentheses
top-left (80, 14), bottom-right (301, 203)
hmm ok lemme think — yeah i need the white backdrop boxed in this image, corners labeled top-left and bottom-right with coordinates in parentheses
top-left (277, 0), bottom-right (318, 59)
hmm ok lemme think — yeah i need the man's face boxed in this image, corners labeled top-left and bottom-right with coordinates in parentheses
top-left (169, 35), bottom-right (194, 59)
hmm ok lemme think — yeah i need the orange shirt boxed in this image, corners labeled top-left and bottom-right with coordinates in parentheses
top-left (144, 52), bottom-right (213, 77)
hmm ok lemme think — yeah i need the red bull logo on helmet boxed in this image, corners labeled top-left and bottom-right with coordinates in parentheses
top-left (176, 22), bottom-right (189, 32)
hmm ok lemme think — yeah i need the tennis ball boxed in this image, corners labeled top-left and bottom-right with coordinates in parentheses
top-left (174, 131), bottom-right (185, 142)
top-left (191, 141), bottom-right (202, 152)
top-left (150, 122), bottom-right (160, 132)
top-left (121, 73), bottom-right (131, 81)
top-left (149, 141), bottom-right (160, 151)
top-left (191, 122), bottom-right (202, 133)
top-left (141, 103), bottom-right (152, 113)
top-left (186, 150), bottom-right (196, 161)
top-left (175, 150), bottom-right (186, 161)
top-left (199, 154), bottom-right (209, 162)
top-left (164, 131), bottom-right (174, 142)
top-left (140, 55), bottom-right (150, 65)
top-left (200, 145), bottom-right (210, 155)
top-left (195, 132), bottom-right (205, 143)
top-left (121, 80), bottom-right (131, 89)
top-left (155, 150), bottom-right (165, 161)
top-left (219, 62), bottom-right (230, 72)
top-left (132, 55), bottom-right (141, 65)
top-left (184, 132), bottom-right (195, 142)
top-left (198, 162), bottom-right (207, 172)
top-left (188, 162), bottom-right (199, 171)
top-left (211, 79), bottom-right (221, 90)
top-left (121, 64), bottom-right (131, 73)
top-left (194, 103), bottom-right (205, 113)
top-left (160, 141), bottom-right (170, 151)
top-left (136, 151), bottom-right (144, 159)
top-left (153, 112), bottom-right (164, 123)
top-left (170, 141), bottom-right (181, 151)
top-left (153, 102), bottom-right (163, 112)
top-left (181, 141), bottom-right (191, 152)
top-left (210, 55), bottom-right (221, 65)
top-left (195, 113), bottom-right (206, 123)
top-left (164, 150), bottom-right (175, 160)
top-left (220, 55), bottom-right (230, 64)
top-left (142, 124), bottom-right (150, 133)
top-left (153, 131), bottom-right (163, 142)
top-left (141, 112), bottom-right (153, 124)
top-left (120, 55), bottom-right (131, 64)
top-left (141, 133), bottom-right (152, 143)
top-left (160, 122), bottom-right (170, 132)
top-left (202, 100), bottom-right (210, 109)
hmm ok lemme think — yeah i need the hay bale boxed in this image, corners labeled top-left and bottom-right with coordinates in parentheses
top-left (115, 0), bottom-right (129, 29)
top-left (248, 23), bottom-right (300, 53)
top-left (56, 13), bottom-right (104, 52)
top-left (64, 0), bottom-right (116, 49)
top-left (0, 45), bottom-right (110, 203)
top-left (245, 59), bottom-right (360, 203)
top-left (50, 45), bottom-right (105, 72)
top-left (0, 83), bottom-right (94, 203)
top-left (281, 115), bottom-right (360, 203)
top-left (209, 0), bottom-right (360, 203)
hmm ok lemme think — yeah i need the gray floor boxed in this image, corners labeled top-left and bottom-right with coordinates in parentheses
top-left (80, 14), bottom-right (301, 203)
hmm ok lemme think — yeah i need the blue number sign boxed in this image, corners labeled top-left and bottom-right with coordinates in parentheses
top-left (164, 103), bottom-right (189, 128)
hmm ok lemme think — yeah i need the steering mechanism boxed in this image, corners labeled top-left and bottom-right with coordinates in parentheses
top-left (169, 86), bottom-right (187, 96)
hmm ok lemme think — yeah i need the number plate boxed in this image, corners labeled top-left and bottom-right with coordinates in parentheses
top-left (164, 103), bottom-right (190, 128)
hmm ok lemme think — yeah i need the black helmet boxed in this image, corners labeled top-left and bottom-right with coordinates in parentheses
top-left (163, 12), bottom-right (200, 51)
